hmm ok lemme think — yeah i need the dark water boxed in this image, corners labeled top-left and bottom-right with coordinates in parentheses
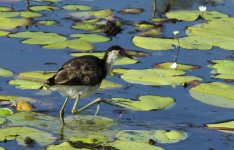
top-left (0, 0), bottom-right (234, 149)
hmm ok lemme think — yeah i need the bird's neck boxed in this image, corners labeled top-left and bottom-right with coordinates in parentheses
top-left (102, 52), bottom-right (118, 75)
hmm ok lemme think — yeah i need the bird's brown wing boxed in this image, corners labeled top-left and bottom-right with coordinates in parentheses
top-left (47, 56), bottom-right (107, 86)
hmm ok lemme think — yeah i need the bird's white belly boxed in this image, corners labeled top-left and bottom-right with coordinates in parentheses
top-left (48, 84), bottom-right (99, 99)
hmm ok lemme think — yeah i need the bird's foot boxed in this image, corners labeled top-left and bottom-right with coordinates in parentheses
top-left (71, 109), bottom-right (77, 114)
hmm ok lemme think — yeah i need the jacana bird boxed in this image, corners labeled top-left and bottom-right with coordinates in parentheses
top-left (44, 45), bottom-right (132, 124)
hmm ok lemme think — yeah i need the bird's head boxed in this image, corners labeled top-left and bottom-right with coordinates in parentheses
top-left (104, 45), bottom-right (133, 64)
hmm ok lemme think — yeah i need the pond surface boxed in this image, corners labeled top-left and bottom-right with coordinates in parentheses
top-left (0, 0), bottom-right (234, 150)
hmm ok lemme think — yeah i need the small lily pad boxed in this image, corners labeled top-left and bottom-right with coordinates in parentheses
top-left (0, 17), bottom-right (30, 29)
top-left (0, 118), bottom-right (6, 125)
top-left (135, 23), bottom-right (155, 30)
top-left (209, 60), bottom-right (234, 80)
top-left (0, 108), bottom-right (13, 116)
top-left (63, 4), bottom-right (92, 11)
top-left (0, 127), bottom-right (56, 146)
top-left (0, 148), bottom-right (5, 150)
top-left (155, 62), bottom-right (200, 71)
top-left (70, 33), bottom-right (110, 43)
top-left (72, 22), bottom-right (100, 31)
top-left (0, 68), bottom-right (13, 77)
top-left (206, 121), bottom-right (234, 134)
top-left (20, 11), bottom-right (43, 18)
top-left (121, 68), bottom-right (202, 86)
top-left (119, 8), bottom-right (144, 14)
top-left (111, 140), bottom-right (164, 150)
top-left (90, 9), bottom-right (113, 18)
top-left (111, 95), bottom-right (175, 111)
top-left (190, 82), bottom-right (234, 108)
top-left (37, 20), bottom-right (57, 26)
top-left (29, 6), bottom-right (59, 11)
top-left (100, 80), bottom-right (122, 89)
top-left (9, 79), bottom-right (44, 89)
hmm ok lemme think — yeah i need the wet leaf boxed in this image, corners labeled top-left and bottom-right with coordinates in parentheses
top-left (0, 30), bottom-right (10, 36)
top-left (111, 95), bottom-right (175, 111)
top-left (72, 22), bottom-right (100, 31)
top-left (116, 130), bottom-right (187, 144)
top-left (119, 8), bottom-right (144, 14)
top-left (0, 118), bottom-right (6, 125)
top-left (0, 17), bottom-right (30, 29)
top-left (0, 68), bottom-right (13, 77)
top-left (121, 69), bottom-right (202, 86)
top-left (206, 120), bottom-right (234, 133)
top-left (20, 11), bottom-right (43, 18)
top-left (70, 33), bottom-right (110, 43)
top-left (0, 127), bottom-right (56, 146)
top-left (155, 62), bottom-right (200, 71)
top-left (43, 39), bottom-right (94, 51)
top-left (111, 140), bottom-right (164, 150)
top-left (47, 142), bottom-right (89, 150)
top-left (209, 60), bottom-right (234, 80)
top-left (37, 20), bottom-right (57, 26)
top-left (90, 9), bottom-right (113, 18)
top-left (0, 108), bottom-right (13, 116)
top-left (190, 82), bottom-right (234, 108)
top-left (15, 101), bottom-right (34, 112)
top-left (9, 79), bottom-right (44, 89)
top-left (63, 4), bottom-right (92, 11)
top-left (29, 6), bottom-right (59, 11)
top-left (100, 80), bottom-right (122, 89)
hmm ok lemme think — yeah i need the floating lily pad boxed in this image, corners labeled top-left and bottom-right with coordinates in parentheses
top-left (100, 80), bottom-right (122, 89)
top-left (111, 140), bottom-right (164, 150)
top-left (15, 101), bottom-right (34, 112)
top-left (135, 23), bottom-right (155, 30)
top-left (0, 127), bottom-right (56, 146)
top-left (70, 52), bottom-right (137, 65)
top-left (0, 12), bottom-right (20, 17)
top-left (121, 68), bottom-right (202, 86)
top-left (0, 108), bottom-right (13, 116)
top-left (9, 79), bottom-right (45, 89)
top-left (20, 11), bottom-right (43, 18)
top-left (119, 8), bottom-right (144, 14)
top-left (206, 120), bottom-right (234, 134)
top-left (0, 68), bottom-right (13, 77)
top-left (166, 10), bottom-right (228, 21)
top-left (30, 6), bottom-right (59, 11)
top-left (0, 118), bottom-right (6, 125)
top-left (111, 95), bottom-right (175, 111)
top-left (37, 20), bottom-right (57, 26)
top-left (0, 147), bottom-right (5, 150)
top-left (9, 31), bottom-right (67, 45)
top-left (0, 6), bottom-right (11, 11)
top-left (35, 0), bottom-right (61, 2)
top-left (70, 33), bottom-right (110, 43)
top-left (47, 142), bottom-right (87, 150)
top-left (90, 9), bottom-right (113, 18)
top-left (190, 82), bottom-right (234, 108)
top-left (43, 39), bottom-right (94, 51)
top-left (116, 130), bottom-right (187, 144)
top-left (0, 30), bottom-right (10, 36)
top-left (18, 71), bottom-right (55, 80)
top-left (0, 17), bottom-right (30, 29)
top-left (72, 22), bottom-right (100, 32)
top-left (140, 28), bottom-right (161, 37)
top-left (0, 95), bottom-right (36, 102)
top-left (155, 62), bottom-right (200, 71)
top-left (69, 133), bottom-right (110, 144)
top-left (63, 4), bottom-right (92, 11)
top-left (209, 60), bottom-right (234, 80)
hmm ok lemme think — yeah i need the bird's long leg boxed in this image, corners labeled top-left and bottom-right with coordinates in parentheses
top-left (75, 98), bottom-right (102, 115)
top-left (60, 97), bottom-right (69, 125)
top-left (71, 94), bottom-right (81, 114)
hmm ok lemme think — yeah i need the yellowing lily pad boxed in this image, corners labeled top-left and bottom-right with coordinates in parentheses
top-left (63, 4), bottom-right (92, 11)
top-left (0, 108), bottom-right (13, 116)
top-left (111, 95), bottom-right (175, 111)
top-left (70, 33), bottom-right (110, 43)
top-left (0, 127), bottom-right (56, 146)
top-left (116, 130), bottom-right (187, 144)
top-left (155, 62), bottom-right (200, 71)
top-left (0, 17), bottom-right (30, 29)
top-left (111, 140), bottom-right (164, 150)
top-left (0, 68), bottom-right (13, 77)
top-left (190, 82), bottom-right (234, 108)
top-left (100, 80), bottom-right (122, 89)
top-left (121, 68), bottom-right (202, 86)
top-left (209, 60), bottom-right (234, 80)
top-left (43, 39), bottom-right (94, 51)
top-left (206, 120), bottom-right (234, 134)
top-left (0, 30), bottom-right (10, 36)
top-left (29, 6), bottom-right (59, 11)
top-left (70, 52), bottom-right (138, 65)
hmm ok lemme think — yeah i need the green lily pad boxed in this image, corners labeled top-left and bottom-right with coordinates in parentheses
top-left (37, 20), bottom-right (57, 26)
top-left (70, 33), bottom-right (110, 43)
top-left (63, 4), bottom-right (92, 11)
top-left (121, 68), bottom-right (202, 86)
top-left (90, 9), bottom-right (113, 18)
top-left (0, 108), bottom-right (13, 116)
top-left (0, 6), bottom-right (11, 11)
top-left (0, 147), bottom-right (5, 150)
top-left (0, 127), bottom-right (56, 146)
top-left (69, 133), bottom-right (109, 144)
top-left (18, 71), bottom-right (55, 80)
top-left (166, 10), bottom-right (228, 21)
top-left (190, 82), bottom-right (234, 108)
top-left (70, 52), bottom-right (137, 65)
top-left (0, 17), bottom-right (30, 29)
top-left (132, 36), bottom-right (173, 50)
top-left (9, 31), bottom-right (67, 45)
top-left (209, 60), bottom-right (234, 80)
top-left (206, 120), bottom-right (234, 134)
top-left (119, 8), bottom-right (144, 14)
top-left (47, 142), bottom-right (89, 150)
top-left (36, 0), bottom-right (61, 2)
top-left (0, 30), bottom-right (10, 36)
top-left (0, 118), bottom-right (6, 125)
top-left (9, 79), bottom-right (44, 89)
top-left (0, 12), bottom-right (20, 17)
top-left (0, 95), bottom-right (36, 102)
top-left (155, 62), bottom-right (200, 71)
top-left (135, 23), bottom-right (155, 30)
top-left (111, 140), bottom-right (164, 150)
top-left (43, 39), bottom-right (94, 51)
top-left (116, 130), bottom-right (187, 144)
top-left (0, 68), bottom-right (13, 77)
top-left (111, 95), bottom-right (175, 111)
top-left (100, 80), bottom-right (122, 89)
top-left (29, 6), bottom-right (59, 11)
top-left (20, 11), bottom-right (43, 18)
top-left (72, 22), bottom-right (100, 31)
top-left (140, 28), bottom-right (161, 37)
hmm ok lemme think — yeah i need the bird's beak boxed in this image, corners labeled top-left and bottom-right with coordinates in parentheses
top-left (120, 48), bottom-right (133, 59)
